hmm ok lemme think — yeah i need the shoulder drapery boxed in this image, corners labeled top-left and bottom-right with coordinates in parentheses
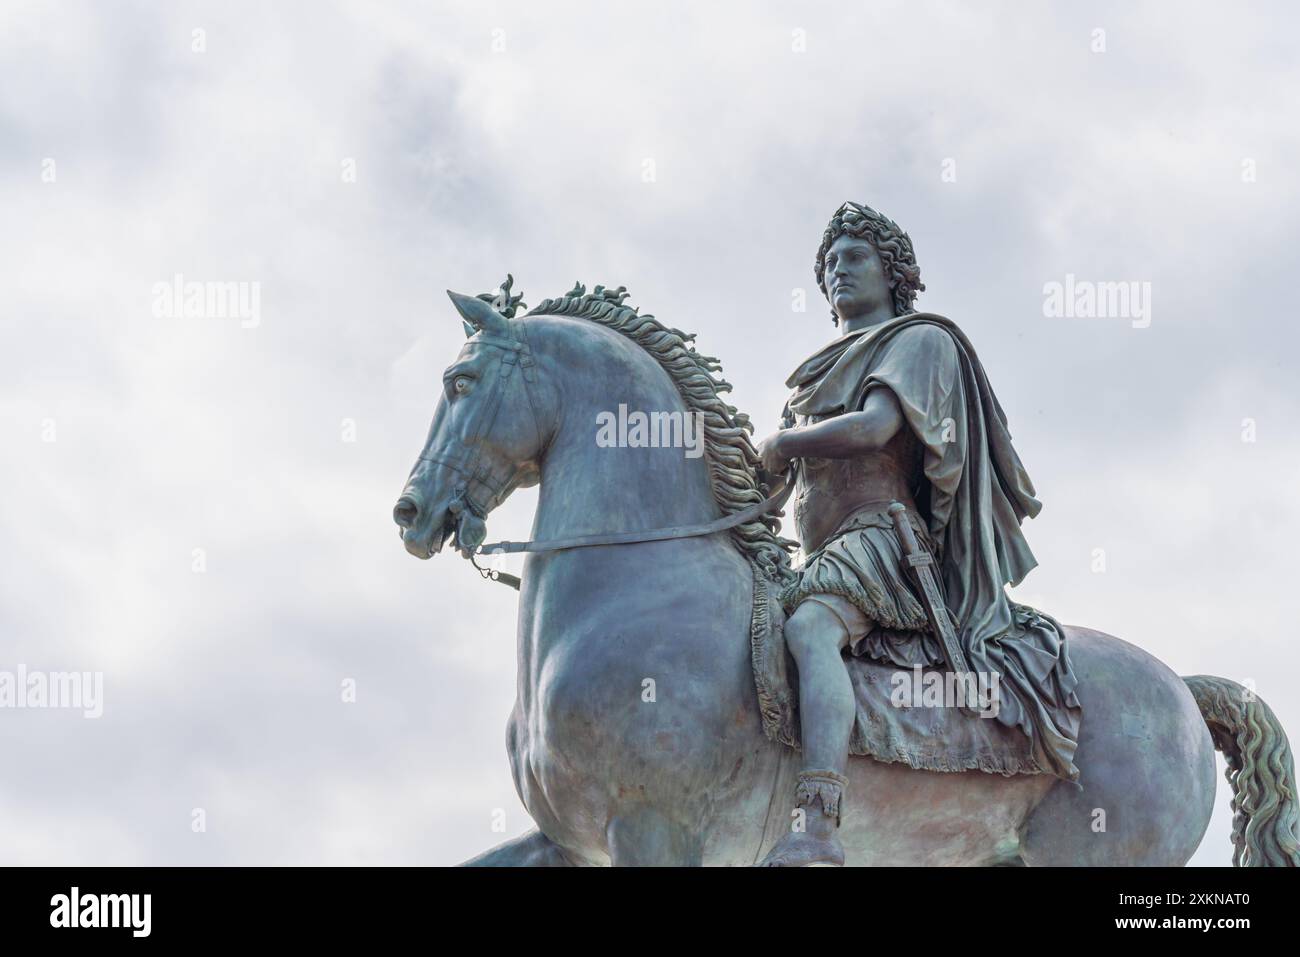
top-left (785, 314), bottom-right (1082, 780)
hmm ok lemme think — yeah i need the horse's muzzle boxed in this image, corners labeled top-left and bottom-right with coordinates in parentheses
top-left (393, 493), bottom-right (454, 559)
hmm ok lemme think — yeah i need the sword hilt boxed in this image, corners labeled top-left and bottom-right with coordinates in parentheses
top-left (888, 502), bottom-right (922, 557)
top-left (890, 502), bottom-right (937, 574)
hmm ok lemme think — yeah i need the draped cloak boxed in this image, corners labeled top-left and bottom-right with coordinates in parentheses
top-left (784, 314), bottom-right (1083, 780)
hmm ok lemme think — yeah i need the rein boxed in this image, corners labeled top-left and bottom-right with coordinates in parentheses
top-left (469, 468), bottom-right (796, 591)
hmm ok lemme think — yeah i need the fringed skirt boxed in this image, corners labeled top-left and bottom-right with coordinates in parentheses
top-left (779, 504), bottom-right (946, 668)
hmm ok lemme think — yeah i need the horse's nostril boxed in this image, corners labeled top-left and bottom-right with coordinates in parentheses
top-left (393, 497), bottom-right (419, 529)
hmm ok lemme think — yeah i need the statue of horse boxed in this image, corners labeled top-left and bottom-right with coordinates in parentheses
top-left (393, 282), bottom-right (1299, 867)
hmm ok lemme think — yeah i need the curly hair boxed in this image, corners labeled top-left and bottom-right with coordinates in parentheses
top-left (814, 202), bottom-right (925, 325)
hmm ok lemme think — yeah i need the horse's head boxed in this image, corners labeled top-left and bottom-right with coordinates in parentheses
top-left (393, 290), bottom-right (547, 560)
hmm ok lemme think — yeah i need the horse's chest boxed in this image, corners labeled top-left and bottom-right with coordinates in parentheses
top-left (515, 626), bottom-right (663, 771)
top-left (508, 634), bottom-right (662, 855)
top-left (513, 623), bottom-right (736, 819)
top-left (506, 548), bottom-right (760, 860)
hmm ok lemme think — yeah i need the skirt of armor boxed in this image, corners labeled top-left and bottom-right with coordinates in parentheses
top-left (779, 504), bottom-right (947, 668)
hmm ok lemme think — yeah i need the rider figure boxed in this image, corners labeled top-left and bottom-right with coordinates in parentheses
top-left (754, 202), bottom-right (1068, 867)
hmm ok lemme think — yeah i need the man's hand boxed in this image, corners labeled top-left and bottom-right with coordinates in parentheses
top-left (757, 429), bottom-right (794, 478)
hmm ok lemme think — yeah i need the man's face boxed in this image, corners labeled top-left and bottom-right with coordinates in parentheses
top-left (823, 234), bottom-right (892, 324)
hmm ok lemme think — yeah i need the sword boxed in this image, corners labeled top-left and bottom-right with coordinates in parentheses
top-left (888, 502), bottom-right (982, 718)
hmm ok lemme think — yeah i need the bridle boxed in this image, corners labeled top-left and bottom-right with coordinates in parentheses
top-left (420, 318), bottom-right (796, 591)
top-left (472, 471), bottom-right (796, 590)
top-left (414, 320), bottom-right (544, 570)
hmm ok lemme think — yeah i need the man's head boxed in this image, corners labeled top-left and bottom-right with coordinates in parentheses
top-left (815, 202), bottom-right (924, 326)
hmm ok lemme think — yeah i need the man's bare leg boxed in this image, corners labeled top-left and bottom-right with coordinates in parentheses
top-left (758, 598), bottom-right (857, 867)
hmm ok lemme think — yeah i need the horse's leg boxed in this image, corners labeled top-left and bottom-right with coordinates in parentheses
top-left (606, 808), bottom-right (702, 866)
top-left (460, 828), bottom-right (574, 867)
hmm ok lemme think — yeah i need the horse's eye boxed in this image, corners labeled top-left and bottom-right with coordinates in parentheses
top-left (453, 376), bottom-right (472, 395)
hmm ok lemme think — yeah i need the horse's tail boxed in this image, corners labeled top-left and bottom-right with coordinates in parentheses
top-left (1183, 675), bottom-right (1299, 866)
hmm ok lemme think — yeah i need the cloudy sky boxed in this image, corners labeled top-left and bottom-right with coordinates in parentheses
top-left (2, 0), bottom-right (1296, 866)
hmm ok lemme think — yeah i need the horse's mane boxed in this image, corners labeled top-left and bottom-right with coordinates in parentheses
top-left (524, 281), bottom-right (796, 583)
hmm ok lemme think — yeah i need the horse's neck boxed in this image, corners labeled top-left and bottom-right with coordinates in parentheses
top-left (531, 323), bottom-right (719, 541)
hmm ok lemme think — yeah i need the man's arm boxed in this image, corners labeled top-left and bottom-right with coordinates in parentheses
top-left (759, 388), bottom-right (905, 475)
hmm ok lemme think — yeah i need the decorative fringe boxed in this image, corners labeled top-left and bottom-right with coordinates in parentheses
top-left (846, 738), bottom-right (1050, 776)
top-left (750, 566), bottom-right (800, 750)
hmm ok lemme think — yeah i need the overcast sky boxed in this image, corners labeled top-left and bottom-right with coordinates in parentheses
top-left (2, 0), bottom-right (1297, 866)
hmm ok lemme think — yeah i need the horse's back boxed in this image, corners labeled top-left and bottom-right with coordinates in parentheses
top-left (1019, 626), bottom-right (1217, 866)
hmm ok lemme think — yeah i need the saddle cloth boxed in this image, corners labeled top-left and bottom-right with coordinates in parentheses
top-left (750, 567), bottom-right (1055, 776)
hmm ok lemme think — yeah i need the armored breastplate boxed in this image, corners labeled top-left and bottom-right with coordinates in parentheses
top-left (790, 411), bottom-right (924, 553)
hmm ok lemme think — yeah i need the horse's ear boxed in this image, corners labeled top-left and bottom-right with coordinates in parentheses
top-left (447, 290), bottom-right (509, 338)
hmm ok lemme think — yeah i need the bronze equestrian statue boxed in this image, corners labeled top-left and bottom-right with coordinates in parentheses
top-left (392, 205), bottom-right (1298, 867)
